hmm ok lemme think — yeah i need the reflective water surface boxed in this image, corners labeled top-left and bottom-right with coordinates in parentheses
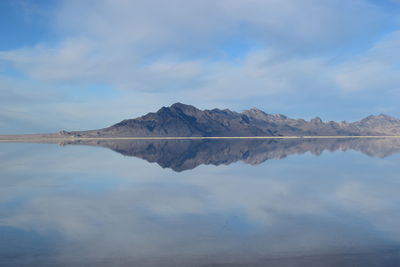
top-left (1, 138), bottom-right (400, 266)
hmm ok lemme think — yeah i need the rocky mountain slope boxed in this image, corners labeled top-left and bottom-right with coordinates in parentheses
top-left (61, 103), bottom-right (400, 137)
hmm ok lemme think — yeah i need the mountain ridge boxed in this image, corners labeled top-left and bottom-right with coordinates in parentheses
top-left (60, 103), bottom-right (400, 138)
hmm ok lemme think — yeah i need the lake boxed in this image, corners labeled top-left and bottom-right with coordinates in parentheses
top-left (1, 138), bottom-right (400, 266)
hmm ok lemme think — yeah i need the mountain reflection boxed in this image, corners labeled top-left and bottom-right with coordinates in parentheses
top-left (61, 138), bottom-right (400, 171)
top-left (2, 140), bottom-right (400, 266)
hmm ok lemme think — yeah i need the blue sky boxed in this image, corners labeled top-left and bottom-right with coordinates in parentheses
top-left (0, 0), bottom-right (400, 134)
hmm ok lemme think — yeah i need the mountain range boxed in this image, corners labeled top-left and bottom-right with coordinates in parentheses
top-left (60, 103), bottom-right (400, 137)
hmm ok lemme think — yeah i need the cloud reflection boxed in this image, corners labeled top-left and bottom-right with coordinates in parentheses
top-left (0, 142), bottom-right (400, 266)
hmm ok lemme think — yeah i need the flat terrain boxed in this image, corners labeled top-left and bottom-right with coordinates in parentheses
top-left (1, 134), bottom-right (400, 143)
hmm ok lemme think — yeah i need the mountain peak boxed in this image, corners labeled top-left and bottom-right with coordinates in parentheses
top-left (155, 103), bottom-right (201, 116)
top-left (377, 114), bottom-right (396, 120)
top-left (170, 102), bottom-right (198, 110)
top-left (249, 107), bottom-right (265, 113)
top-left (361, 114), bottom-right (398, 123)
top-left (242, 107), bottom-right (262, 113)
top-left (310, 117), bottom-right (323, 124)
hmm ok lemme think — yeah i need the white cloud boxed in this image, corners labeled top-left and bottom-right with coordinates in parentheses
top-left (55, 0), bottom-right (388, 52)
top-left (334, 31), bottom-right (400, 92)
top-left (0, 0), bottom-right (392, 88)
top-left (0, 0), bottom-right (400, 132)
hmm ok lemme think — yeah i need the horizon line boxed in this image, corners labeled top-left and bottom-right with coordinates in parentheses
top-left (1, 135), bottom-right (400, 143)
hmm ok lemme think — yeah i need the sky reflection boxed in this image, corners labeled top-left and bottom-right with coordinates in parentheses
top-left (0, 141), bottom-right (400, 266)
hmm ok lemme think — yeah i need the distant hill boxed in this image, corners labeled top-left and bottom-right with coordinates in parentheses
top-left (60, 103), bottom-right (400, 137)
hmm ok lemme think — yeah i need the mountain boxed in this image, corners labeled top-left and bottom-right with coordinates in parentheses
top-left (61, 138), bottom-right (400, 172)
top-left (59, 103), bottom-right (400, 137)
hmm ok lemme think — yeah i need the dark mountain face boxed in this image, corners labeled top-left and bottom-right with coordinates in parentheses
top-left (62, 138), bottom-right (400, 172)
top-left (63, 103), bottom-right (400, 137)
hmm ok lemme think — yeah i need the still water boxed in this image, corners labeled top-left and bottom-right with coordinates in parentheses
top-left (1, 138), bottom-right (400, 266)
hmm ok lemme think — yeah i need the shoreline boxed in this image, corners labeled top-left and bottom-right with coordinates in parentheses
top-left (1, 135), bottom-right (400, 143)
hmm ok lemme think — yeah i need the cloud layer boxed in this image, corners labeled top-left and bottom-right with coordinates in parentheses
top-left (0, 0), bottom-right (400, 133)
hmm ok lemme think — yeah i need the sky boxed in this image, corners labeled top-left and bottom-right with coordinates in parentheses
top-left (0, 0), bottom-right (400, 134)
